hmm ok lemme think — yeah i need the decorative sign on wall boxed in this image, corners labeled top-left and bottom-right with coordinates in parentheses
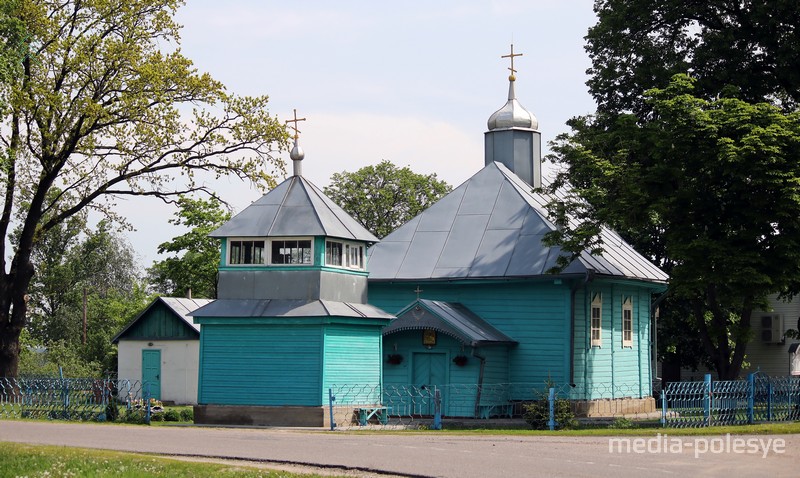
top-left (423, 329), bottom-right (437, 347)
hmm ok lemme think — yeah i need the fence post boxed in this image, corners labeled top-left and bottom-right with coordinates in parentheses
top-left (703, 374), bottom-right (712, 427)
top-left (660, 386), bottom-right (667, 426)
top-left (767, 380), bottom-right (773, 421)
top-left (747, 372), bottom-right (755, 424)
top-left (328, 388), bottom-right (336, 431)
top-left (548, 387), bottom-right (555, 431)
top-left (144, 382), bottom-right (151, 425)
top-left (59, 367), bottom-right (69, 420)
top-left (432, 388), bottom-right (442, 430)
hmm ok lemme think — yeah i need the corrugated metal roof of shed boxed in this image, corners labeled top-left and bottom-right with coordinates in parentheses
top-left (111, 297), bottom-right (213, 343)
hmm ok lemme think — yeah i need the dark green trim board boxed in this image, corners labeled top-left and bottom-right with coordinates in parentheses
top-left (113, 300), bottom-right (198, 343)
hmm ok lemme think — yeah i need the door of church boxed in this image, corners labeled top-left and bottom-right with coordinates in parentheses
top-left (412, 352), bottom-right (446, 415)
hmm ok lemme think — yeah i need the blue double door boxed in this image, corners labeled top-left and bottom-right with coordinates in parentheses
top-left (411, 352), bottom-right (446, 415)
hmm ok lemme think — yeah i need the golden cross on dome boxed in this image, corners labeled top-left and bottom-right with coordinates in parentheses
top-left (414, 286), bottom-right (423, 301)
top-left (501, 44), bottom-right (523, 80)
top-left (285, 109), bottom-right (306, 139)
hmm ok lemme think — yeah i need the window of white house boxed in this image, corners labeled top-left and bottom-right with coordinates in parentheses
top-left (229, 239), bottom-right (265, 265)
top-left (270, 239), bottom-right (313, 265)
top-left (622, 297), bottom-right (633, 348)
top-left (591, 293), bottom-right (602, 347)
top-left (326, 240), bottom-right (365, 270)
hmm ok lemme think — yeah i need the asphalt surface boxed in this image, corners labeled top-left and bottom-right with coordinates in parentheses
top-left (0, 420), bottom-right (797, 477)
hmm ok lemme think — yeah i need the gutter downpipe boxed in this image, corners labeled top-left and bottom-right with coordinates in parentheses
top-left (472, 345), bottom-right (486, 418)
top-left (570, 270), bottom-right (595, 387)
top-left (650, 289), bottom-right (670, 391)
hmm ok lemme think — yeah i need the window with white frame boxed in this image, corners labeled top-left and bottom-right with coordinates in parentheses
top-left (326, 239), bottom-right (365, 270)
top-left (326, 241), bottom-right (343, 266)
top-left (346, 243), bottom-right (364, 269)
top-left (270, 239), bottom-right (312, 265)
top-left (229, 239), bottom-right (265, 265)
top-left (622, 297), bottom-right (633, 347)
top-left (591, 293), bottom-right (602, 347)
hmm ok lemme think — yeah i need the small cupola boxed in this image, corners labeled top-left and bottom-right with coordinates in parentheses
top-left (209, 110), bottom-right (379, 303)
top-left (484, 44), bottom-right (542, 189)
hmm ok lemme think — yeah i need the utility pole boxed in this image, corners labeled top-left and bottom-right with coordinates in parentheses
top-left (82, 287), bottom-right (87, 345)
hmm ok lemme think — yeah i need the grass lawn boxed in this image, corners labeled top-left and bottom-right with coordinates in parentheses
top-left (0, 442), bottom-right (340, 478)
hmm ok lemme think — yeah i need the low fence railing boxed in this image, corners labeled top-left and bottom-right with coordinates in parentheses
top-left (0, 376), bottom-right (152, 422)
top-left (329, 381), bottom-right (659, 429)
top-left (661, 373), bottom-right (800, 428)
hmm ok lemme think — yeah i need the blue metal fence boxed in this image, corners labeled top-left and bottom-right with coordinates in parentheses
top-left (662, 373), bottom-right (800, 427)
top-left (0, 376), bottom-right (150, 422)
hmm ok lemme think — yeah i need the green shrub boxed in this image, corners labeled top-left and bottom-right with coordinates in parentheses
top-left (163, 409), bottom-right (180, 422)
top-left (149, 411), bottom-right (164, 422)
top-left (121, 409), bottom-right (147, 424)
top-left (179, 408), bottom-right (194, 422)
top-left (523, 398), bottom-right (577, 430)
top-left (609, 417), bottom-right (636, 429)
top-left (104, 399), bottom-right (120, 422)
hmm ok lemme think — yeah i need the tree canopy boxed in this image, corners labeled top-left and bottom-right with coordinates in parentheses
top-left (587, 0), bottom-right (800, 116)
top-left (0, 0), bottom-right (287, 377)
top-left (148, 196), bottom-right (231, 299)
top-left (323, 160), bottom-right (451, 238)
top-left (546, 2), bottom-right (800, 380)
top-left (549, 74), bottom-right (800, 378)
top-left (22, 220), bottom-right (149, 376)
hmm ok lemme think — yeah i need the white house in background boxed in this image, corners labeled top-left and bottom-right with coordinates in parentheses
top-left (112, 297), bottom-right (212, 405)
top-left (743, 295), bottom-right (800, 376)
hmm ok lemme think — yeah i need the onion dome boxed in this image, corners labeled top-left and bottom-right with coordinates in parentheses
top-left (487, 78), bottom-right (538, 131)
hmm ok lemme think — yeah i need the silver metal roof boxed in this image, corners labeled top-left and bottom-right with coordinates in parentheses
top-left (190, 299), bottom-right (394, 320)
top-left (368, 162), bottom-right (668, 283)
top-left (210, 175), bottom-right (379, 243)
top-left (383, 299), bottom-right (517, 346)
top-left (111, 297), bottom-right (213, 343)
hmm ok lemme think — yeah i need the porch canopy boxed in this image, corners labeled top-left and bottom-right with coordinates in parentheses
top-left (383, 299), bottom-right (516, 347)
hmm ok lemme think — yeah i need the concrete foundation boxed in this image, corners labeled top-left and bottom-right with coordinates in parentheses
top-left (194, 405), bottom-right (329, 427)
top-left (571, 397), bottom-right (656, 418)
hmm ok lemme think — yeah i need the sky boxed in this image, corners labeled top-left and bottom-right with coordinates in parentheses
top-left (119, 0), bottom-right (600, 267)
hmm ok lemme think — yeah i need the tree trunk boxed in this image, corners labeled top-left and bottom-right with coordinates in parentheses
top-left (0, 323), bottom-right (22, 378)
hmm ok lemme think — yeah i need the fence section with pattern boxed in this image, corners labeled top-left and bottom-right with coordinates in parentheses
top-left (0, 377), bottom-right (147, 421)
top-left (662, 373), bottom-right (800, 428)
top-left (329, 381), bottom-right (659, 429)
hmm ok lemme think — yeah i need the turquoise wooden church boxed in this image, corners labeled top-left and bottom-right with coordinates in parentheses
top-left (367, 50), bottom-right (668, 416)
top-left (191, 122), bottom-right (393, 427)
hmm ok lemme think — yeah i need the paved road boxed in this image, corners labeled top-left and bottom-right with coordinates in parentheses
top-left (0, 421), bottom-right (797, 477)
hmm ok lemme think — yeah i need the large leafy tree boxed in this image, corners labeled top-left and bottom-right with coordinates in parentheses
top-left (547, 75), bottom-right (800, 379)
top-left (546, 1), bottom-right (800, 380)
top-left (148, 196), bottom-right (231, 299)
top-left (0, 0), bottom-right (287, 377)
top-left (22, 220), bottom-right (150, 376)
top-left (587, 0), bottom-right (800, 116)
top-left (324, 160), bottom-right (451, 238)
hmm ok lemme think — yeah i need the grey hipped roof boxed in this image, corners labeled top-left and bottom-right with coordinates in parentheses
top-left (210, 175), bottom-right (379, 242)
top-left (368, 162), bottom-right (668, 282)
top-left (111, 297), bottom-right (213, 343)
top-left (383, 299), bottom-right (517, 346)
top-left (191, 299), bottom-right (394, 320)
